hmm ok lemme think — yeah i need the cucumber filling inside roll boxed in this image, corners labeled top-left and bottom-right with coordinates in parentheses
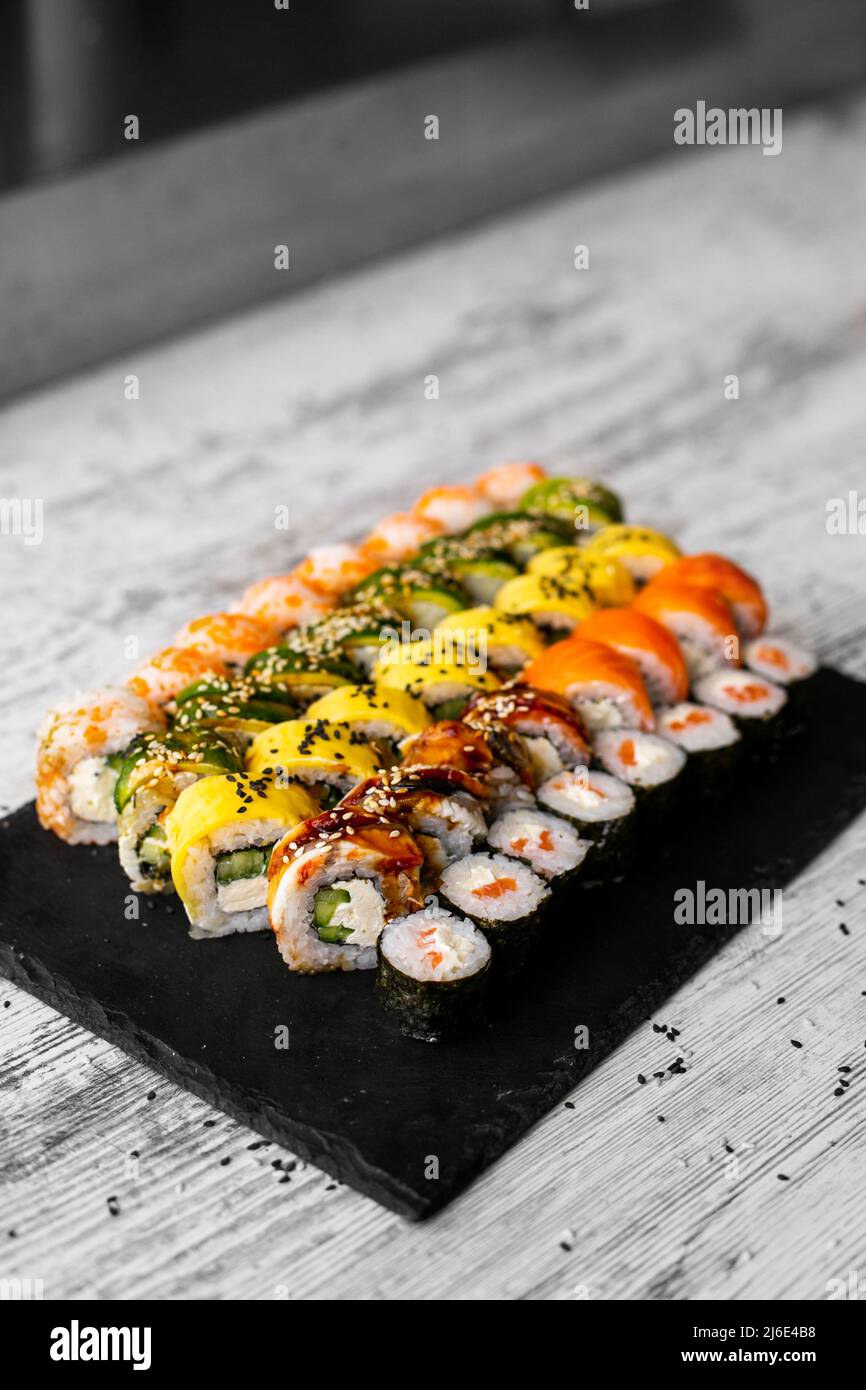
top-left (138, 823), bottom-right (170, 876)
top-left (312, 880), bottom-right (385, 945)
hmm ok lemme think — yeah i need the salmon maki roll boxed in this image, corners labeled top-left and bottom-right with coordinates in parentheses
top-left (126, 645), bottom-right (231, 708)
top-left (36, 687), bottom-right (165, 844)
top-left (413, 484), bottom-right (491, 533)
top-left (474, 460), bottom-right (547, 509)
top-left (175, 612), bottom-right (280, 668)
top-left (293, 544), bottom-right (377, 598)
top-left (439, 851), bottom-right (551, 970)
top-left (524, 638), bottom-right (655, 733)
top-left (653, 553), bottom-right (768, 637)
top-left (361, 511), bottom-right (444, 564)
top-left (632, 581), bottom-right (740, 681)
top-left (236, 574), bottom-right (334, 631)
top-left (578, 609), bottom-right (689, 705)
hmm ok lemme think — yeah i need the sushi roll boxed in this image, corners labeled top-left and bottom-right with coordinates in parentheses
top-left (439, 851), bottom-right (551, 970)
top-left (460, 511), bottom-right (573, 567)
top-left (527, 548), bottom-right (636, 607)
top-left (463, 684), bottom-right (592, 781)
top-left (434, 606), bottom-right (544, 676)
top-left (36, 687), bottom-right (166, 844)
top-left (303, 683), bottom-right (430, 763)
top-left (377, 906), bottom-right (491, 1042)
top-left (401, 719), bottom-right (534, 812)
top-left (525, 637), bottom-right (655, 733)
top-left (341, 767), bottom-right (489, 874)
top-left (474, 460), bottom-right (547, 509)
top-left (361, 511), bottom-right (444, 564)
top-left (166, 775), bottom-right (318, 938)
top-left (413, 484), bottom-right (492, 533)
top-left (279, 598), bottom-right (402, 677)
top-left (519, 475), bottom-right (624, 528)
top-left (126, 646), bottom-right (231, 709)
top-left (173, 677), bottom-right (300, 748)
top-left (292, 543), bottom-right (377, 599)
top-left (494, 573), bottom-right (597, 637)
top-left (246, 718), bottom-right (383, 809)
top-left (631, 581), bottom-right (740, 682)
top-left (744, 636), bottom-right (817, 725)
top-left (582, 524), bottom-right (681, 584)
top-left (352, 563), bottom-right (470, 631)
top-left (536, 767), bottom-right (635, 881)
top-left (244, 644), bottom-right (358, 706)
top-left (692, 668), bottom-right (788, 755)
top-left (656, 701), bottom-right (742, 795)
top-left (372, 642), bottom-right (501, 720)
top-left (592, 729), bottom-right (687, 816)
top-left (577, 609), bottom-right (689, 705)
top-left (236, 573), bottom-right (334, 631)
top-left (487, 808), bottom-right (590, 883)
top-left (653, 553), bottom-right (768, 638)
top-left (268, 807), bottom-right (424, 972)
top-left (418, 536), bottom-right (521, 605)
top-left (175, 612), bottom-right (280, 669)
top-left (115, 729), bottom-right (243, 892)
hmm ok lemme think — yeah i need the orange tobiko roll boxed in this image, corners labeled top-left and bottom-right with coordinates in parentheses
top-left (293, 543), bottom-right (377, 598)
top-left (361, 511), bottom-right (444, 564)
top-left (127, 645), bottom-right (231, 707)
top-left (413, 484), bottom-right (491, 533)
top-left (174, 612), bottom-right (279, 667)
top-left (577, 608), bottom-right (689, 705)
top-left (651, 553), bottom-right (767, 637)
top-left (474, 461), bottom-right (547, 509)
top-left (524, 637), bottom-right (655, 733)
top-left (236, 574), bottom-right (333, 631)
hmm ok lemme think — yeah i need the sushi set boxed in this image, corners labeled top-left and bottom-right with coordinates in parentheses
top-left (32, 462), bottom-right (820, 1043)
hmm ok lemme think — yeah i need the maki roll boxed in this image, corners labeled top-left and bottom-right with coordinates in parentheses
top-left (653, 553), bottom-right (768, 638)
top-left (243, 645), bottom-right (357, 706)
top-left (592, 729), bottom-right (687, 815)
top-left (174, 612), bottom-right (280, 668)
top-left (351, 564), bottom-right (469, 631)
top-left (372, 641), bottom-right (501, 719)
top-left (303, 682), bottom-right (430, 763)
top-left (460, 511), bottom-right (573, 567)
top-left (494, 573), bottom-right (597, 637)
top-left (115, 728), bottom-right (243, 892)
top-left (632, 581), bottom-right (740, 682)
top-left (36, 687), bottom-right (165, 844)
top-left (582, 524), bottom-right (680, 583)
top-left (474, 460), bottom-right (547, 509)
top-left (434, 606), bottom-right (544, 675)
top-left (463, 684), bottom-right (592, 781)
top-left (692, 668), bottom-right (788, 754)
top-left (281, 598), bottom-right (402, 677)
top-left (413, 484), bottom-right (491, 533)
top-left (342, 766), bottom-right (489, 874)
top-left (246, 718), bottom-right (382, 808)
top-left (377, 906), bottom-right (491, 1042)
top-left (527, 548), bottom-right (636, 607)
top-left (439, 851), bottom-right (551, 969)
top-left (268, 807), bottom-right (424, 972)
top-left (418, 537), bottom-right (521, 605)
top-left (173, 676), bottom-right (300, 748)
top-left (519, 475), bottom-right (624, 528)
top-left (536, 767), bottom-right (635, 880)
top-left (744, 636), bottom-right (817, 724)
top-left (577, 609), bottom-right (689, 705)
top-left (525, 638), bottom-right (655, 733)
top-left (361, 511), bottom-right (445, 564)
top-left (293, 543), bottom-right (377, 599)
top-left (656, 701), bottom-right (741, 795)
top-left (487, 808), bottom-right (590, 882)
top-left (237, 573), bottom-right (334, 631)
top-left (166, 775), bottom-right (318, 938)
top-left (126, 646), bottom-right (231, 709)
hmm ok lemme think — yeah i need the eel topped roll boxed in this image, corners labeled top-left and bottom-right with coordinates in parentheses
top-left (463, 684), bottom-right (592, 782)
top-left (439, 851), bottom-right (551, 969)
top-left (525, 637), bottom-right (655, 734)
top-left (36, 687), bottom-right (165, 844)
top-left (268, 807), bottom-right (425, 972)
top-left (401, 717), bottom-right (535, 811)
top-left (246, 718), bottom-right (383, 809)
top-left (341, 766), bottom-right (489, 874)
top-left (115, 728), bottom-right (243, 892)
top-left (377, 905), bottom-right (492, 1042)
top-left (166, 775), bottom-right (318, 938)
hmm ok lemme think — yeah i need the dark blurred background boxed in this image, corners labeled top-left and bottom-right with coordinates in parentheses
top-left (2, 0), bottom-right (866, 401)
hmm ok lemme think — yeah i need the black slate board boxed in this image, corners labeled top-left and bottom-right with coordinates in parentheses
top-left (2, 668), bottom-right (866, 1219)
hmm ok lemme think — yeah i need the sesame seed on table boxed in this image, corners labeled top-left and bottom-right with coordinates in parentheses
top-left (2, 95), bottom-right (866, 1300)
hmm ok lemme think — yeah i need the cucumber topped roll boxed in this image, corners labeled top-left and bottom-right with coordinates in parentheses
top-left (519, 475), bottom-right (624, 529)
top-left (377, 906), bottom-right (492, 1042)
top-left (283, 598), bottom-right (402, 676)
top-left (418, 536), bottom-right (521, 606)
top-left (115, 728), bottom-right (243, 892)
top-left (460, 511), bottom-right (573, 567)
top-left (36, 687), bottom-right (166, 845)
top-left (268, 807), bottom-right (424, 972)
top-left (351, 564), bottom-right (469, 632)
top-left (166, 775), bottom-right (318, 938)
top-left (243, 646), bottom-right (357, 706)
top-left (173, 676), bottom-right (301, 748)
top-left (246, 718), bottom-right (383, 810)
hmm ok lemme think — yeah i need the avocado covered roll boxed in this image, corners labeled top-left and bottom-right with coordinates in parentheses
top-left (173, 676), bottom-right (300, 748)
top-left (377, 906), bottom-right (492, 1042)
top-left (115, 729), bottom-right (243, 892)
top-left (246, 717), bottom-right (383, 808)
top-left (36, 687), bottom-right (166, 845)
top-left (166, 775), bottom-right (318, 938)
top-left (268, 807), bottom-right (424, 972)
top-left (519, 475), bottom-right (624, 528)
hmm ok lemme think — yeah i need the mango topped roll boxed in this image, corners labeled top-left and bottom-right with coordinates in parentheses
top-left (303, 683), bottom-right (431, 760)
top-left (581, 524), bottom-right (680, 583)
top-left (526, 548), bottom-right (635, 607)
top-left (166, 774), bottom-right (318, 938)
top-left (494, 573), bottom-right (597, 636)
top-left (372, 641), bottom-right (501, 720)
top-left (434, 606), bottom-right (543, 676)
top-left (246, 718), bottom-right (383, 808)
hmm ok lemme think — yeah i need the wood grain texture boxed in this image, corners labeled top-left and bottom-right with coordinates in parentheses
top-left (1, 91), bottom-right (866, 1300)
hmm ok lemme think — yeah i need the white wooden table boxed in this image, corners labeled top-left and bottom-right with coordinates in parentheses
top-left (2, 93), bottom-right (866, 1301)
